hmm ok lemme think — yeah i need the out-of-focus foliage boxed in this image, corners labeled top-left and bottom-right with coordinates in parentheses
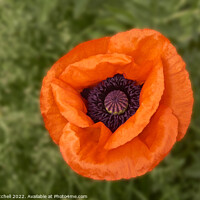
top-left (0, 0), bottom-right (200, 199)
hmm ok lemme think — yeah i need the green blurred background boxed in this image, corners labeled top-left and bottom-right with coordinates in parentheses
top-left (0, 0), bottom-right (200, 199)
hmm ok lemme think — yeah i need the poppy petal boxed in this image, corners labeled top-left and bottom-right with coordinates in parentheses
top-left (161, 43), bottom-right (194, 140)
top-left (40, 37), bottom-right (110, 143)
top-left (59, 37), bottom-right (110, 67)
top-left (40, 63), bottom-right (68, 144)
top-left (59, 53), bottom-right (132, 90)
top-left (124, 60), bottom-right (155, 83)
top-left (51, 78), bottom-right (93, 127)
top-left (108, 29), bottom-right (169, 65)
top-left (104, 60), bottom-right (164, 150)
top-left (59, 105), bottom-right (178, 180)
top-left (139, 105), bottom-right (178, 169)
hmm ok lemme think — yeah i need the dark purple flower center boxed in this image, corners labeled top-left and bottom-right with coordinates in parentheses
top-left (81, 74), bottom-right (143, 132)
top-left (104, 90), bottom-right (128, 115)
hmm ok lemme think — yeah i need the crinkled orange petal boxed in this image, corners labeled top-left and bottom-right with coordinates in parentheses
top-left (161, 43), bottom-right (194, 141)
top-left (104, 60), bottom-right (164, 150)
top-left (40, 63), bottom-right (68, 144)
top-left (51, 78), bottom-right (93, 127)
top-left (59, 37), bottom-right (110, 67)
top-left (40, 37), bottom-right (110, 144)
top-left (59, 53), bottom-right (132, 90)
top-left (139, 105), bottom-right (178, 170)
top-left (124, 60), bottom-right (155, 83)
top-left (59, 105), bottom-right (178, 180)
top-left (108, 29), bottom-right (169, 65)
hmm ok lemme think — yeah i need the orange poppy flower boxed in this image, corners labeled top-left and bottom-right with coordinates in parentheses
top-left (40, 28), bottom-right (193, 180)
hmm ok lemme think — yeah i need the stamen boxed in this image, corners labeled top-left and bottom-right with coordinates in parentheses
top-left (81, 74), bottom-right (143, 132)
